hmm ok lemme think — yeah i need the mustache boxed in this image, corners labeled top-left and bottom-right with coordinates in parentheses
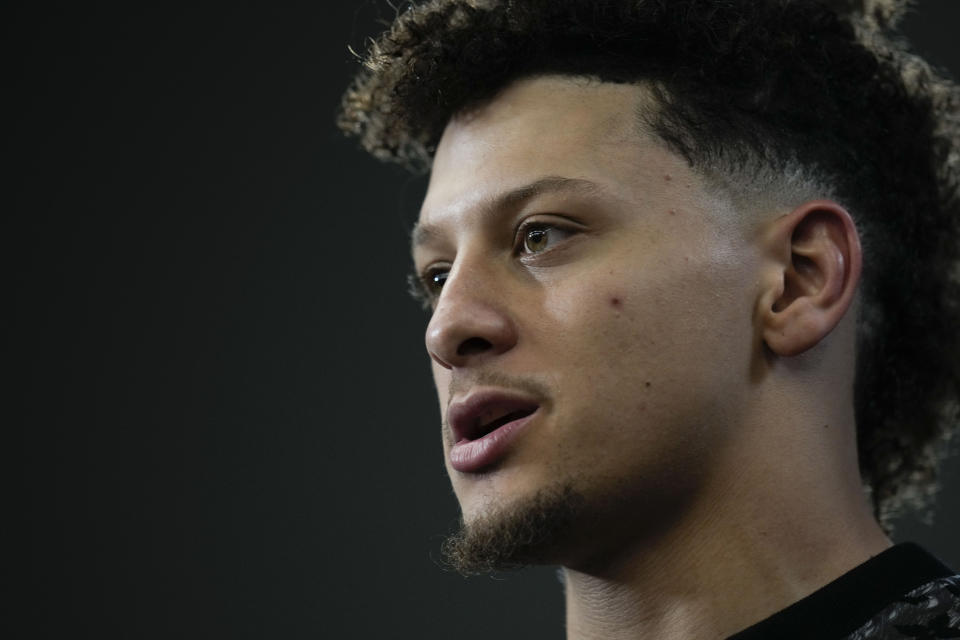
top-left (447, 369), bottom-right (552, 410)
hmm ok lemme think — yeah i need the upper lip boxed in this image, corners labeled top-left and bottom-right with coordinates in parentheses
top-left (447, 389), bottom-right (541, 443)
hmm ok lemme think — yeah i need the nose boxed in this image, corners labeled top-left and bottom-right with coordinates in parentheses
top-left (424, 260), bottom-right (519, 370)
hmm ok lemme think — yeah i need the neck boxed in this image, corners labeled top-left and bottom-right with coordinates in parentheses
top-left (560, 409), bottom-right (892, 640)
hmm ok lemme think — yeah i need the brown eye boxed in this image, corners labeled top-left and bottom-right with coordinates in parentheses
top-left (408, 267), bottom-right (448, 309)
top-left (524, 227), bottom-right (549, 253)
top-left (520, 224), bottom-right (570, 254)
top-left (419, 269), bottom-right (448, 298)
top-left (428, 270), bottom-right (448, 292)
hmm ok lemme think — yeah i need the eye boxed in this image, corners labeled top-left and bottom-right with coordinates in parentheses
top-left (424, 269), bottom-right (448, 292)
top-left (407, 267), bottom-right (448, 310)
top-left (408, 221), bottom-right (575, 310)
top-left (517, 222), bottom-right (572, 255)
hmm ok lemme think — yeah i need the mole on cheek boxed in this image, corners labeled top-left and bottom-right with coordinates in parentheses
top-left (610, 296), bottom-right (623, 308)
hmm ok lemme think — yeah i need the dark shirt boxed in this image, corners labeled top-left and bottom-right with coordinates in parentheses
top-left (728, 543), bottom-right (960, 639)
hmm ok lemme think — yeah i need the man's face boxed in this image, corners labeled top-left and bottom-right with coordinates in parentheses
top-left (412, 76), bottom-right (761, 568)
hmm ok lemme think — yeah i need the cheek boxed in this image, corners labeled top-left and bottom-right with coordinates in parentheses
top-left (540, 265), bottom-right (676, 346)
top-left (534, 275), bottom-right (658, 403)
top-left (537, 251), bottom-right (747, 388)
top-left (535, 267), bottom-right (739, 457)
top-left (431, 361), bottom-right (451, 414)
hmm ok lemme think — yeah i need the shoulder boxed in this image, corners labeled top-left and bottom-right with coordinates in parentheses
top-left (728, 543), bottom-right (959, 639)
top-left (844, 573), bottom-right (960, 639)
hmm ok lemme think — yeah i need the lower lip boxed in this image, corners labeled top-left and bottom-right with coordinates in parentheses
top-left (449, 409), bottom-right (539, 473)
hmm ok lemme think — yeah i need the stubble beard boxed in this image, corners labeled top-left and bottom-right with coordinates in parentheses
top-left (440, 482), bottom-right (587, 575)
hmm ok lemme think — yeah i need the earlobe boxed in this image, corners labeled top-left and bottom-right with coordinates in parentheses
top-left (760, 200), bottom-right (862, 357)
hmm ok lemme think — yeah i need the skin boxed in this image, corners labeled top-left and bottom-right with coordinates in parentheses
top-left (411, 75), bottom-right (892, 640)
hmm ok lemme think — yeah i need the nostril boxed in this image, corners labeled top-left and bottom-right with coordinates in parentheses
top-left (457, 337), bottom-right (492, 357)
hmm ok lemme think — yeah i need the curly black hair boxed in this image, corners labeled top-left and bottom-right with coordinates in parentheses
top-left (338, 0), bottom-right (960, 533)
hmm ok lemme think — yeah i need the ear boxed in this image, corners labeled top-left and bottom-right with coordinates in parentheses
top-left (757, 200), bottom-right (862, 357)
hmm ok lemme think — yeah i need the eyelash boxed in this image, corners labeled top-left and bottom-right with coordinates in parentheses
top-left (409, 220), bottom-right (573, 309)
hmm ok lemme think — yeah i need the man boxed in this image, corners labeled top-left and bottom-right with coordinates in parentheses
top-left (339, 0), bottom-right (960, 638)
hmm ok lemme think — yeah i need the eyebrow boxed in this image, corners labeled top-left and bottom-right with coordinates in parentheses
top-left (409, 176), bottom-right (605, 254)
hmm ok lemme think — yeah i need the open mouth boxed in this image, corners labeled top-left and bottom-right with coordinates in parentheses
top-left (447, 392), bottom-right (542, 473)
top-left (466, 407), bottom-right (538, 441)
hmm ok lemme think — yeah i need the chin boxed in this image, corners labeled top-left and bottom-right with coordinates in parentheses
top-left (450, 457), bottom-right (552, 518)
top-left (441, 480), bottom-right (587, 575)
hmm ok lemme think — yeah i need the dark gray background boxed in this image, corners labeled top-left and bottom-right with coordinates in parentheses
top-left (11, 2), bottom-right (957, 638)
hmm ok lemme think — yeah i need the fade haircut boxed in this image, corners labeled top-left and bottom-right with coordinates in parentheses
top-left (338, 0), bottom-right (960, 533)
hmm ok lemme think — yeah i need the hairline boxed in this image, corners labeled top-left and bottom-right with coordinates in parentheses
top-left (412, 72), bottom-right (835, 248)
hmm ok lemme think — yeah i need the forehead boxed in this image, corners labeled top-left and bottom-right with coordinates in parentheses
top-left (416, 76), bottom-right (671, 236)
